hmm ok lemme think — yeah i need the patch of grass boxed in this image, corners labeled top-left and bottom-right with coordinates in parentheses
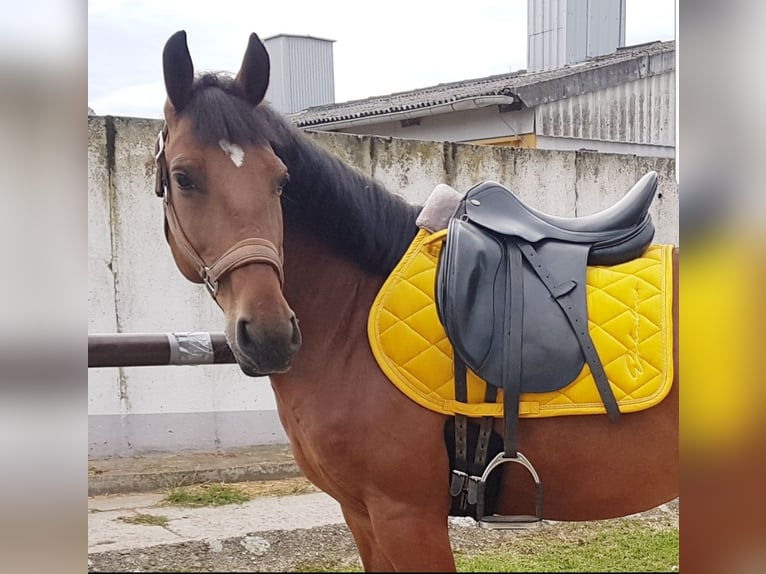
top-left (236, 477), bottom-right (319, 498)
top-left (289, 480), bottom-right (317, 495)
top-left (294, 560), bottom-right (362, 572)
top-left (454, 520), bottom-right (678, 572)
top-left (118, 513), bottom-right (169, 527)
top-left (163, 483), bottom-right (251, 507)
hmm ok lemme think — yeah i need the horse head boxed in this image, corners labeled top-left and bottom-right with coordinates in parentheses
top-left (157, 30), bottom-right (301, 376)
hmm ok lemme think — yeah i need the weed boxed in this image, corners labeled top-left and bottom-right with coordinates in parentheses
top-left (294, 559), bottom-right (362, 572)
top-left (118, 513), bottom-right (169, 527)
top-left (164, 483), bottom-right (251, 507)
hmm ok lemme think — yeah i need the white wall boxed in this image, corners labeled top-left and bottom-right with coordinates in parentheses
top-left (336, 106), bottom-right (535, 144)
top-left (88, 116), bottom-right (678, 457)
top-left (88, 117), bottom-right (284, 457)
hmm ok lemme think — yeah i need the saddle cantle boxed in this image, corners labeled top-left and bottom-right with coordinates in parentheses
top-left (433, 171), bottom-right (659, 526)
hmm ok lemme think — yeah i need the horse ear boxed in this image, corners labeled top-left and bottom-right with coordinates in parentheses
top-left (234, 33), bottom-right (270, 107)
top-left (163, 30), bottom-right (194, 113)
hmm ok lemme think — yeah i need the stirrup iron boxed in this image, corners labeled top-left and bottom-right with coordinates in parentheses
top-left (476, 451), bottom-right (543, 530)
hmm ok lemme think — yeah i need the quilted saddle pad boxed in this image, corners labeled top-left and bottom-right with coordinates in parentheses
top-left (368, 229), bottom-right (675, 418)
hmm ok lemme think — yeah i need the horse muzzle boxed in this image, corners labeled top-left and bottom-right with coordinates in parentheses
top-left (227, 312), bottom-right (302, 376)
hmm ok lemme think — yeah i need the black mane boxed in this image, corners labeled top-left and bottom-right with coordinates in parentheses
top-left (183, 73), bottom-right (421, 276)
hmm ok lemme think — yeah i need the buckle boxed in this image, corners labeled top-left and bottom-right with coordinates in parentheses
top-left (203, 268), bottom-right (219, 297)
top-left (449, 470), bottom-right (467, 497)
top-left (154, 129), bottom-right (166, 162)
top-left (155, 128), bottom-right (170, 200)
top-left (466, 475), bottom-right (481, 506)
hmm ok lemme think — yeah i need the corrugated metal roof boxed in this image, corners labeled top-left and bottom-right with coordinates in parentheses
top-left (289, 40), bottom-right (674, 128)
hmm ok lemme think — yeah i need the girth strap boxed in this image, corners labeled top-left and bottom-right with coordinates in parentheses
top-left (450, 356), bottom-right (469, 503)
top-left (466, 394), bottom-right (496, 506)
top-left (516, 239), bottom-right (621, 422)
top-left (450, 355), bottom-right (499, 511)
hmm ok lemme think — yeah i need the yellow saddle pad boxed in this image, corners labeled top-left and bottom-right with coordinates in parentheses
top-left (368, 229), bottom-right (675, 418)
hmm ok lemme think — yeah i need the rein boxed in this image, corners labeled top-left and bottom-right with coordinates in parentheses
top-left (154, 125), bottom-right (284, 299)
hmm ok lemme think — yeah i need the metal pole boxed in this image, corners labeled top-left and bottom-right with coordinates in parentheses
top-left (88, 332), bottom-right (236, 368)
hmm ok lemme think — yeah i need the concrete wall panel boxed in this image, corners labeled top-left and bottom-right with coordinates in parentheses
top-left (88, 117), bottom-right (677, 457)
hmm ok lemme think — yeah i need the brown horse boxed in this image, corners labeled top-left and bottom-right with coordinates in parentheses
top-left (156, 30), bottom-right (678, 572)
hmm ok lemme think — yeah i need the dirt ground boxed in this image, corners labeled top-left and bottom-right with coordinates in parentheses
top-left (88, 478), bottom-right (678, 573)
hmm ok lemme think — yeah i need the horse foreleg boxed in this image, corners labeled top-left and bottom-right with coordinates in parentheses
top-left (341, 506), bottom-right (395, 571)
top-left (367, 504), bottom-right (456, 572)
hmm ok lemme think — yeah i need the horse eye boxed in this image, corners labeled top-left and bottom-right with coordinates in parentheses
top-left (276, 174), bottom-right (290, 196)
top-left (174, 173), bottom-right (195, 190)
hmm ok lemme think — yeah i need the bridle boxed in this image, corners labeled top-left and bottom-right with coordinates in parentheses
top-left (154, 125), bottom-right (284, 299)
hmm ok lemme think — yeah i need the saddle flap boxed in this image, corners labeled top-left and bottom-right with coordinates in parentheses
top-left (436, 218), bottom-right (586, 393)
top-left (437, 217), bottom-right (502, 370)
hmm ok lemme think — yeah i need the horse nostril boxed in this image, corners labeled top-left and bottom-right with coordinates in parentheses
top-left (236, 315), bottom-right (300, 355)
top-left (289, 314), bottom-right (302, 349)
top-left (232, 313), bottom-right (300, 375)
top-left (236, 319), bottom-right (254, 350)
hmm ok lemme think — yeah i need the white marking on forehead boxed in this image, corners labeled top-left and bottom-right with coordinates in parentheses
top-left (218, 139), bottom-right (244, 167)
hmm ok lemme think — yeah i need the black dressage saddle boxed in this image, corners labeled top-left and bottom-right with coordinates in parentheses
top-left (435, 171), bottom-right (658, 526)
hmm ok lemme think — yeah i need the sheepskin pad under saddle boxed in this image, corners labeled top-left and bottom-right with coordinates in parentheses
top-left (367, 182), bottom-right (675, 420)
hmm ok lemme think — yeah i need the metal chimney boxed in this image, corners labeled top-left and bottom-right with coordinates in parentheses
top-left (263, 34), bottom-right (336, 114)
top-left (528, 0), bottom-right (626, 72)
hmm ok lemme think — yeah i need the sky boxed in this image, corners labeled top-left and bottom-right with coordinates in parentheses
top-left (88, 0), bottom-right (675, 119)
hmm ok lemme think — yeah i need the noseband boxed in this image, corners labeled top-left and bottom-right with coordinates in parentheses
top-left (154, 126), bottom-right (284, 298)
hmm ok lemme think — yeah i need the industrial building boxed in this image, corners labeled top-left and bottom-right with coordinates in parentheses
top-left (265, 0), bottom-right (675, 158)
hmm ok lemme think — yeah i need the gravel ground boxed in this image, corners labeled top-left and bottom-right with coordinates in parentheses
top-left (88, 500), bottom-right (678, 572)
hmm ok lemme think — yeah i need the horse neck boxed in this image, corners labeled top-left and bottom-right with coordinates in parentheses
top-left (281, 224), bottom-right (383, 355)
top-left (268, 111), bottom-right (419, 275)
top-left (268, 121), bottom-right (416, 381)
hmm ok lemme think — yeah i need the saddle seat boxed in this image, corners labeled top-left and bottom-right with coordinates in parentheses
top-left (462, 170), bottom-right (657, 266)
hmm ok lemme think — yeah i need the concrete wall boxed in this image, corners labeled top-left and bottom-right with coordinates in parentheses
top-left (88, 116), bottom-right (678, 458)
